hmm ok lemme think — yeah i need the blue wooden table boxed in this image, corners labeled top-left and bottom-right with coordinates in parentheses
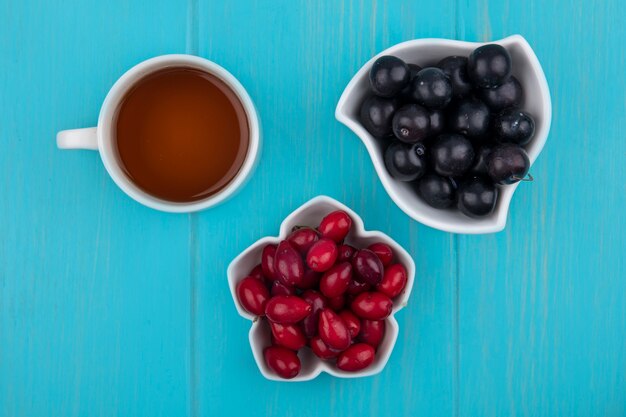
top-left (2, 1), bottom-right (625, 416)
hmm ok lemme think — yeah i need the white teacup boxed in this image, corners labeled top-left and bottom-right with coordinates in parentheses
top-left (57, 54), bottom-right (260, 213)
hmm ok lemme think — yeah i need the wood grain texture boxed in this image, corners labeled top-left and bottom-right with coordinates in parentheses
top-left (192, 1), bottom-right (457, 416)
top-left (0, 1), bottom-right (192, 416)
top-left (456, 1), bottom-right (626, 416)
top-left (1, 0), bottom-right (625, 416)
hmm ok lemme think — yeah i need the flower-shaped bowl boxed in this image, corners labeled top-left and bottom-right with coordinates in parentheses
top-left (227, 195), bottom-right (415, 381)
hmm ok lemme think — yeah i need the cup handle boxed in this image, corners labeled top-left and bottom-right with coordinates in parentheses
top-left (57, 127), bottom-right (98, 150)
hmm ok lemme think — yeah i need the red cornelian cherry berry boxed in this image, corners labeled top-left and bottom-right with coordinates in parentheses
top-left (367, 242), bottom-right (394, 266)
top-left (347, 279), bottom-right (371, 295)
top-left (327, 294), bottom-right (346, 311)
top-left (350, 292), bottom-right (393, 320)
top-left (352, 249), bottom-right (384, 285)
top-left (265, 295), bottom-right (312, 323)
top-left (337, 244), bottom-right (357, 262)
top-left (287, 227), bottom-right (319, 254)
top-left (301, 290), bottom-right (328, 338)
top-left (336, 343), bottom-right (375, 372)
top-left (261, 244), bottom-right (278, 281)
top-left (318, 308), bottom-right (351, 350)
top-left (338, 310), bottom-right (361, 338)
top-left (264, 346), bottom-right (301, 379)
top-left (248, 264), bottom-right (265, 281)
top-left (318, 210), bottom-right (353, 242)
top-left (358, 319), bottom-right (386, 348)
top-left (320, 262), bottom-right (352, 298)
top-left (274, 240), bottom-right (304, 287)
top-left (306, 238), bottom-right (338, 272)
top-left (310, 336), bottom-right (339, 360)
top-left (270, 322), bottom-right (307, 350)
top-left (297, 268), bottom-right (321, 290)
top-left (236, 276), bottom-right (270, 316)
top-left (377, 263), bottom-right (408, 298)
top-left (271, 280), bottom-right (296, 297)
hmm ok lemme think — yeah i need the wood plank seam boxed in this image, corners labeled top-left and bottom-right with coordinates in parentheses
top-left (187, 0), bottom-right (200, 416)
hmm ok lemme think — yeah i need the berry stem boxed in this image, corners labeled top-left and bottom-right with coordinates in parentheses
top-left (513, 173), bottom-right (534, 182)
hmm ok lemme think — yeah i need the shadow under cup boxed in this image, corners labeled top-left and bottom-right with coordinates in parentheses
top-left (112, 66), bottom-right (251, 204)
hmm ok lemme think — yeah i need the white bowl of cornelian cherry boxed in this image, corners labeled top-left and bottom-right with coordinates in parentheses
top-left (227, 196), bottom-right (415, 381)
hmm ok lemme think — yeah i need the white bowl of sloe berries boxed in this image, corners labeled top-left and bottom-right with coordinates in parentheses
top-left (336, 35), bottom-right (551, 234)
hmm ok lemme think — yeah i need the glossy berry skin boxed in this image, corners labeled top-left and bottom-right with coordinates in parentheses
top-left (377, 263), bottom-right (408, 298)
top-left (236, 277), bottom-right (270, 316)
top-left (358, 320), bottom-right (386, 348)
top-left (430, 134), bottom-right (475, 177)
top-left (437, 56), bottom-right (472, 98)
top-left (493, 108), bottom-right (535, 146)
top-left (270, 322), bottom-right (307, 350)
top-left (287, 227), bottom-right (319, 255)
top-left (261, 244), bottom-right (278, 281)
top-left (271, 280), bottom-right (296, 297)
top-left (310, 336), bottom-right (339, 360)
top-left (339, 310), bottom-right (361, 338)
top-left (264, 346), bottom-right (300, 379)
top-left (265, 295), bottom-right (312, 324)
top-left (392, 104), bottom-right (431, 143)
top-left (301, 290), bottom-right (328, 338)
top-left (410, 67), bottom-right (453, 109)
top-left (318, 308), bottom-right (352, 350)
top-left (320, 262), bottom-right (352, 298)
top-left (248, 264), bottom-right (265, 281)
top-left (468, 44), bottom-right (512, 88)
top-left (327, 294), bottom-right (346, 311)
top-left (479, 76), bottom-right (523, 111)
top-left (306, 238), bottom-right (339, 272)
top-left (318, 210), bottom-right (352, 243)
top-left (347, 279), bottom-right (372, 295)
top-left (447, 99), bottom-right (491, 139)
top-left (488, 144), bottom-right (530, 184)
top-left (298, 268), bottom-right (321, 290)
top-left (369, 55), bottom-right (411, 97)
top-left (367, 243), bottom-right (393, 266)
top-left (417, 174), bottom-right (457, 209)
top-left (274, 240), bottom-right (304, 287)
top-left (429, 110), bottom-right (445, 137)
top-left (359, 96), bottom-right (399, 138)
top-left (352, 249), bottom-right (384, 285)
top-left (350, 292), bottom-right (393, 320)
top-left (337, 343), bottom-right (376, 372)
top-left (457, 177), bottom-right (499, 218)
top-left (399, 63), bottom-right (423, 101)
top-left (337, 244), bottom-right (356, 262)
top-left (407, 63), bottom-right (422, 76)
top-left (383, 141), bottom-right (427, 182)
top-left (470, 146), bottom-right (493, 176)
